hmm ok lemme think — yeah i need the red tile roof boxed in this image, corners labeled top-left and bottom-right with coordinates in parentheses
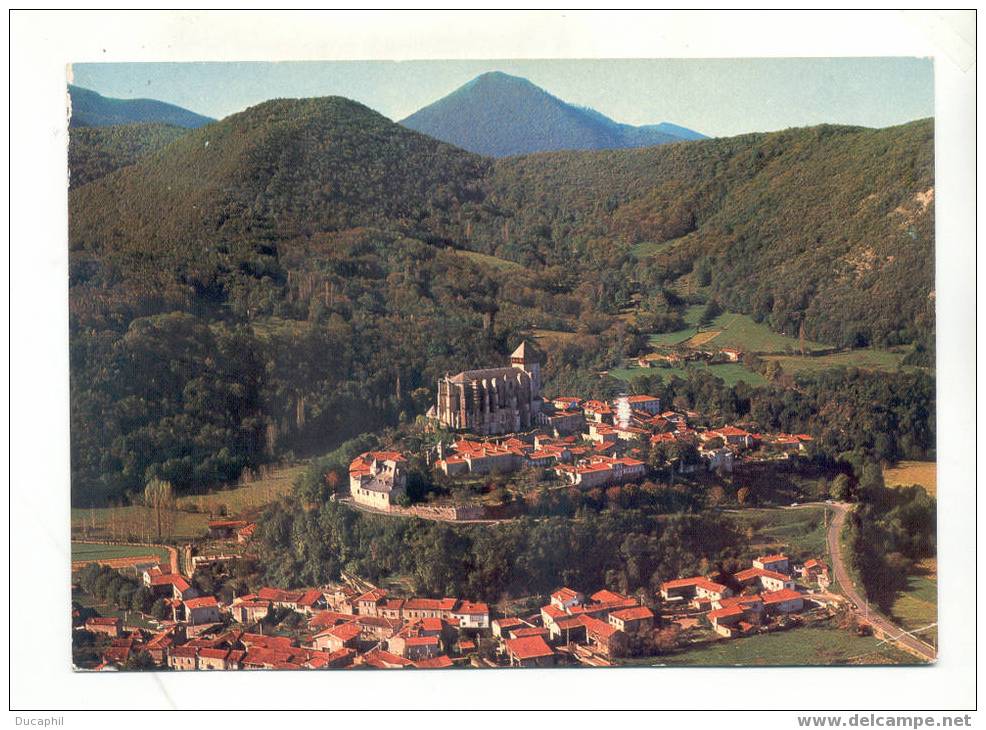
top-left (761, 588), bottom-right (803, 605)
top-left (661, 576), bottom-right (727, 593)
top-left (551, 587), bottom-right (582, 603)
top-left (610, 606), bottom-right (654, 622)
top-left (590, 589), bottom-right (629, 604)
top-left (184, 596), bottom-right (218, 610)
top-left (510, 627), bottom-right (550, 638)
top-left (453, 600), bottom-right (489, 615)
top-left (361, 648), bottom-right (413, 669)
top-left (580, 614), bottom-right (619, 639)
top-left (504, 635), bottom-right (554, 661)
top-left (404, 597), bottom-right (456, 611)
top-left (309, 610), bottom-right (355, 629)
top-left (298, 589), bottom-right (324, 607)
top-left (756, 554), bottom-right (789, 564)
top-left (708, 605), bottom-right (745, 622)
top-left (735, 567), bottom-right (790, 584)
top-left (413, 655), bottom-right (454, 669)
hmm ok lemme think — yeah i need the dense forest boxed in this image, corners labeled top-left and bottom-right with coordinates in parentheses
top-left (68, 123), bottom-right (189, 188)
top-left (68, 96), bottom-right (935, 505)
top-left (253, 499), bottom-right (742, 601)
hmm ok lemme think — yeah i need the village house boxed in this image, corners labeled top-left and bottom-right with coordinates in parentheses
top-left (348, 451), bottom-right (408, 511)
top-left (704, 426), bottom-right (754, 449)
top-left (503, 635), bottom-right (555, 668)
top-left (182, 595), bottom-right (221, 626)
top-left (312, 622), bottom-right (361, 653)
top-left (168, 645), bottom-right (198, 671)
top-left (207, 519), bottom-right (249, 540)
top-left (802, 558), bottom-right (830, 583)
top-left (660, 576), bottom-right (734, 604)
top-left (761, 588), bottom-right (805, 615)
top-left (753, 554), bottom-right (791, 574)
top-left (554, 455), bottom-right (647, 488)
top-left (197, 647), bottom-right (233, 670)
top-left (85, 616), bottom-right (123, 638)
top-left (230, 596), bottom-right (271, 624)
top-left (608, 606), bottom-right (654, 634)
top-left (581, 615), bottom-right (627, 657)
top-left (625, 394), bottom-right (661, 414)
top-left (550, 587), bottom-right (585, 611)
top-left (451, 600), bottom-right (491, 629)
top-left (492, 617), bottom-right (528, 638)
top-left (359, 648), bottom-right (414, 669)
top-left (734, 567), bottom-right (796, 593)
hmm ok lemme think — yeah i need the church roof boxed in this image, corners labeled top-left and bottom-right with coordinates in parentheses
top-left (448, 367), bottom-right (528, 384)
top-left (511, 341), bottom-right (538, 363)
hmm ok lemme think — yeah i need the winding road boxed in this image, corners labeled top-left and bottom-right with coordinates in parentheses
top-left (825, 502), bottom-right (936, 662)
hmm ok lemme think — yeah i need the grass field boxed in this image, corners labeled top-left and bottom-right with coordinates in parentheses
top-left (650, 625), bottom-right (918, 666)
top-left (71, 542), bottom-right (171, 564)
top-left (891, 559), bottom-right (938, 647)
top-left (765, 349), bottom-right (908, 376)
top-left (71, 505), bottom-right (210, 542)
top-left (883, 461), bottom-right (937, 497)
top-left (454, 249), bottom-right (523, 272)
top-left (609, 362), bottom-right (768, 387)
top-left (72, 465), bottom-right (304, 542)
top-left (728, 507), bottom-right (828, 560)
top-left (175, 465), bottom-right (304, 514)
top-left (646, 307), bottom-right (828, 354)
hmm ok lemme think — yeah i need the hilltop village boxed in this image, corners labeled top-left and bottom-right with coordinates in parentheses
top-left (71, 341), bottom-right (864, 672)
top-left (348, 342), bottom-right (813, 516)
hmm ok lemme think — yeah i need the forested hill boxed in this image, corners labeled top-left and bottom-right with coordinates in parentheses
top-left (68, 85), bottom-right (214, 128)
top-left (68, 96), bottom-right (934, 504)
top-left (400, 71), bottom-right (705, 156)
top-left (69, 97), bottom-right (490, 258)
top-left (480, 119), bottom-right (935, 349)
top-left (69, 123), bottom-right (189, 188)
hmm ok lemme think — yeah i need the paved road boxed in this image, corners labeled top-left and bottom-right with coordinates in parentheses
top-left (826, 502), bottom-right (936, 662)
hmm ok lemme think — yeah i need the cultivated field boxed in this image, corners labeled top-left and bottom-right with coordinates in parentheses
top-left (765, 349), bottom-right (908, 376)
top-left (609, 362), bottom-right (768, 387)
top-left (71, 542), bottom-right (171, 563)
top-left (728, 506), bottom-right (829, 560)
top-left (71, 506), bottom-right (210, 542)
top-left (647, 307), bottom-right (828, 354)
top-left (883, 460), bottom-right (937, 497)
top-left (652, 625), bottom-right (917, 666)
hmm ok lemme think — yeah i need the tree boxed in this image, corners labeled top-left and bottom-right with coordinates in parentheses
top-left (150, 598), bottom-right (169, 620)
top-left (830, 473), bottom-right (851, 501)
top-left (144, 478), bottom-right (175, 541)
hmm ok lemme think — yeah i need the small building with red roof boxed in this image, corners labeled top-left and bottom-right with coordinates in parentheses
top-left (503, 635), bottom-right (555, 668)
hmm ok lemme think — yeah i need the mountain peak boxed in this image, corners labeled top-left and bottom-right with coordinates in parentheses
top-left (400, 73), bottom-right (706, 157)
top-left (68, 85), bottom-right (214, 129)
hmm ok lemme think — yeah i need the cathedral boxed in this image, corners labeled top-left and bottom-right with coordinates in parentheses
top-left (431, 342), bottom-right (542, 435)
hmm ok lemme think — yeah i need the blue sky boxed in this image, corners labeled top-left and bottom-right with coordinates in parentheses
top-left (71, 58), bottom-right (933, 138)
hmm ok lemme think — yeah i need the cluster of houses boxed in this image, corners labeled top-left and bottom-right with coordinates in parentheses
top-left (78, 547), bottom-right (834, 671)
top-left (660, 554), bottom-right (829, 638)
top-left (491, 586), bottom-right (655, 666)
top-left (81, 572), bottom-right (493, 671)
